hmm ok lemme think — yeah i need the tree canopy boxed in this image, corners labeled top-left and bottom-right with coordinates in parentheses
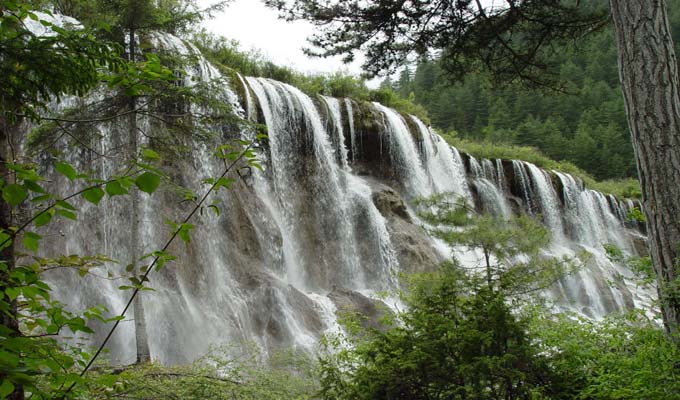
top-left (264, 0), bottom-right (608, 87)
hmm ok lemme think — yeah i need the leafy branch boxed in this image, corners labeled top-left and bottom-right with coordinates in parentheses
top-left (57, 138), bottom-right (261, 398)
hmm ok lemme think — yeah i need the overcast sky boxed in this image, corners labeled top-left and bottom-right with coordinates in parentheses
top-left (198, 0), bottom-right (499, 86)
top-left (199, 0), bottom-right (371, 79)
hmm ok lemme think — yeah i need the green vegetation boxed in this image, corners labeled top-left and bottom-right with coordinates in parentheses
top-left (443, 135), bottom-right (642, 199)
top-left (320, 265), bottom-right (567, 400)
top-left (79, 347), bottom-right (317, 399)
top-left (317, 205), bottom-right (678, 400)
top-left (532, 311), bottom-right (680, 400)
top-left (380, 1), bottom-right (679, 182)
top-left (192, 31), bottom-right (430, 122)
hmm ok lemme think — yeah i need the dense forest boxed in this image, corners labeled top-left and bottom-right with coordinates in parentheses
top-left (381, 0), bottom-right (680, 182)
top-left (2, 1), bottom-right (680, 399)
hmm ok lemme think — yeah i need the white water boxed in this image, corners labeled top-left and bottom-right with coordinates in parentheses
top-left (469, 156), bottom-right (512, 218)
top-left (411, 117), bottom-right (471, 201)
top-left (321, 96), bottom-right (351, 170)
top-left (35, 31), bottom-right (656, 365)
top-left (525, 162), bottom-right (565, 238)
top-left (373, 103), bottom-right (432, 198)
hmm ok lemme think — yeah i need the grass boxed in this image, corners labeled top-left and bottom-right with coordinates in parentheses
top-left (440, 134), bottom-right (641, 199)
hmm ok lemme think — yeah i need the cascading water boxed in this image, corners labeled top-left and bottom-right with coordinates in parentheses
top-left (411, 117), bottom-right (470, 201)
top-left (321, 96), bottom-right (351, 170)
top-left (345, 99), bottom-right (358, 163)
top-left (468, 156), bottom-right (512, 218)
top-left (524, 162), bottom-right (565, 238)
top-left (373, 103), bottom-right (432, 198)
top-left (512, 160), bottom-right (535, 214)
top-left (34, 31), bottom-right (656, 365)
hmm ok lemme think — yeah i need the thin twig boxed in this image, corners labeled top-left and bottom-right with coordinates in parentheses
top-left (0, 165), bottom-right (139, 249)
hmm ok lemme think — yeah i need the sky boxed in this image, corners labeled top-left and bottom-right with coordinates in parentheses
top-left (199, 0), bottom-right (373, 82)
top-left (198, 0), bottom-right (499, 86)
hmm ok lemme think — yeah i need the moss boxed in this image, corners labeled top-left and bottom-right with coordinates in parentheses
top-left (353, 100), bottom-right (383, 135)
top-left (589, 178), bottom-right (642, 199)
top-left (400, 112), bottom-right (422, 141)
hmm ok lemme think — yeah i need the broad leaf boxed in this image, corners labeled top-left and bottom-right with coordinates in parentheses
top-left (22, 232), bottom-right (41, 252)
top-left (82, 187), bottom-right (105, 205)
top-left (55, 161), bottom-right (77, 181)
top-left (34, 210), bottom-right (53, 227)
top-left (2, 184), bottom-right (27, 207)
top-left (135, 172), bottom-right (161, 194)
top-left (105, 180), bottom-right (128, 196)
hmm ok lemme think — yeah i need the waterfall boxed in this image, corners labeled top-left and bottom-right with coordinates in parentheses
top-left (411, 117), bottom-right (470, 201)
top-left (373, 103), bottom-right (431, 198)
top-left (321, 96), bottom-right (351, 170)
top-left (512, 160), bottom-right (535, 214)
top-left (525, 162), bottom-right (565, 237)
top-left (236, 73), bottom-right (257, 121)
top-left (345, 99), bottom-right (358, 162)
top-left (468, 156), bottom-right (512, 218)
top-left (33, 31), bottom-right (656, 365)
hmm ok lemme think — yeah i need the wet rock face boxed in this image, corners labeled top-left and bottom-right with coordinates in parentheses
top-left (249, 277), bottom-right (325, 347)
top-left (632, 235), bottom-right (649, 256)
top-left (372, 185), bottom-right (411, 221)
top-left (370, 183), bottom-right (444, 274)
top-left (349, 102), bottom-right (391, 178)
top-left (328, 287), bottom-right (392, 331)
top-left (388, 216), bottom-right (444, 274)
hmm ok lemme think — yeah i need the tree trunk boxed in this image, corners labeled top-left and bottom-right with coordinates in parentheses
top-left (131, 114), bottom-right (151, 363)
top-left (0, 119), bottom-right (24, 399)
top-left (127, 28), bottom-right (151, 363)
top-left (610, 0), bottom-right (680, 337)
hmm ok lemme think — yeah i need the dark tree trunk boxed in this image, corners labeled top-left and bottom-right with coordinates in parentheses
top-left (610, 0), bottom-right (680, 337)
top-left (0, 119), bottom-right (24, 399)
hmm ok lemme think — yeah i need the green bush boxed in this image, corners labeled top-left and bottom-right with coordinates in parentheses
top-left (83, 346), bottom-right (318, 399)
top-left (531, 312), bottom-right (680, 400)
top-left (318, 263), bottom-right (572, 400)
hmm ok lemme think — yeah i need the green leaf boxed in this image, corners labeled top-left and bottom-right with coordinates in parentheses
top-left (105, 180), bottom-right (128, 196)
top-left (177, 223), bottom-right (194, 243)
top-left (22, 232), bottom-right (41, 252)
top-left (141, 148), bottom-right (160, 161)
top-left (214, 177), bottom-right (235, 190)
top-left (208, 204), bottom-right (220, 216)
top-left (55, 161), bottom-right (77, 181)
top-left (34, 209), bottom-right (54, 227)
top-left (0, 379), bottom-right (14, 398)
top-left (24, 180), bottom-right (45, 194)
top-left (135, 172), bottom-right (161, 194)
top-left (56, 199), bottom-right (77, 210)
top-left (31, 194), bottom-right (52, 203)
top-left (0, 231), bottom-right (11, 251)
top-left (82, 187), bottom-right (105, 205)
top-left (2, 184), bottom-right (27, 207)
top-left (5, 287), bottom-right (20, 301)
top-left (57, 209), bottom-right (77, 221)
